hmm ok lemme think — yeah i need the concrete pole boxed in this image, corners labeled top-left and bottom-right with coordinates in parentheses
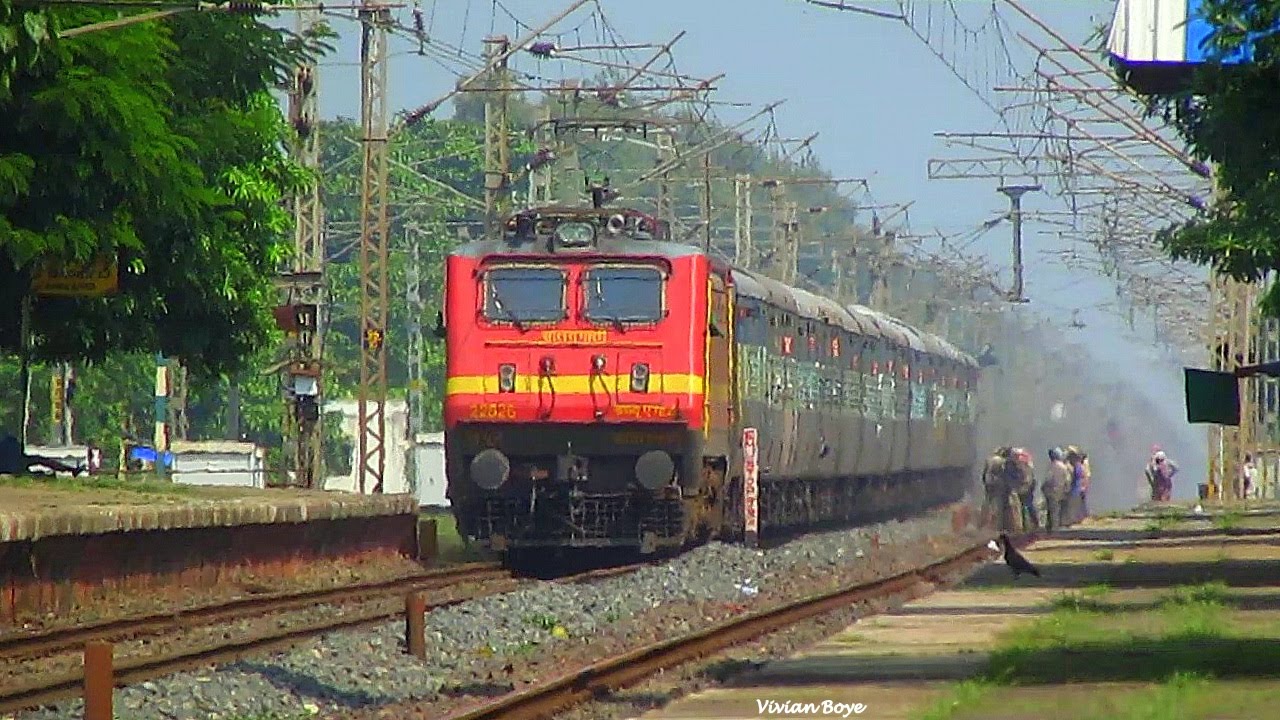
top-left (997, 184), bottom-right (1040, 302)
top-left (153, 353), bottom-right (170, 480)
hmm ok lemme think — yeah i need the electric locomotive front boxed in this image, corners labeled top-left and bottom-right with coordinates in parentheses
top-left (442, 207), bottom-right (711, 555)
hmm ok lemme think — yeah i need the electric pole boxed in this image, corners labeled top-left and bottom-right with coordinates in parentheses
top-left (702, 152), bottom-right (713, 252)
top-left (404, 223), bottom-right (423, 500)
top-left (781, 201), bottom-right (800, 285)
top-left (357, 2), bottom-right (391, 494)
top-left (50, 362), bottom-right (72, 446)
top-left (529, 104), bottom-right (556, 206)
top-left (168, 359), bottom-right (189, 442)
top-left (279, 7), bottom-right (328, 488)
top-left (997, 184), bottom-right (1039, 302)
top-left (655, 134), bottom-right (677, 227)
top-left (483, 35), bottom-right (512, 239)
top-left (734, 174), bottom-right (753, 268)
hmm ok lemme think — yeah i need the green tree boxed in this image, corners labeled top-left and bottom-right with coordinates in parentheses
top-left (0, 8), bottom-right (330, 378)
top-left (1116, 0), bottom-right (1280, 312)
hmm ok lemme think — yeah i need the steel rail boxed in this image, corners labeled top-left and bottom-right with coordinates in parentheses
top-left (0, 562), bottom-right (509, 662)
top-left (0, 560), bottom-right (657, 713)
top-left (0, 594), bottom-right (478, 713)
top-left (442, 536), bottom-right (1025, 720)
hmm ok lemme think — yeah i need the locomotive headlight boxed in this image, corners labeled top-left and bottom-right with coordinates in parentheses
top-left (630, 362), bottom-right (650, 393)
top-left (498, 363), bottom-right (516, 393)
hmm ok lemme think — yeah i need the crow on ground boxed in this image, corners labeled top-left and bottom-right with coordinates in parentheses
top-left (999, 533), bottom-right (1040, 578)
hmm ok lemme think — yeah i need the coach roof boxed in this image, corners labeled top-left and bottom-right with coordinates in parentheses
top-left (845, 304), bottom-right (908, 348)
top-left (730, 267), bottom-right (801, 314)
top-left (790, 286), bottom-right (857, 332)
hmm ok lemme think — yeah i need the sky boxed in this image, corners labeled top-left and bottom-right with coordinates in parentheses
top-left (303, 0), bottom-right (1209, 496)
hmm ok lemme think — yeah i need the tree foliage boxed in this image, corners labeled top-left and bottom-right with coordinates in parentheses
top-left (1118, 0), bottom-right (1280, 313)
top-left (0, 8), bottom-right (331, 377)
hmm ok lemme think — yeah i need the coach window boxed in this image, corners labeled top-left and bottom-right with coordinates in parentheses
top-left (582, 264), bottom-right (666, 325)
top-left (482, 265), bottom-right (566, 324)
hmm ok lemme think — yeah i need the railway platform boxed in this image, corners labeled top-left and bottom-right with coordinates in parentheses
top-left (633, 503), bottom-right (1280, 720)
top-left (0, 479), bottom-right (419, 626)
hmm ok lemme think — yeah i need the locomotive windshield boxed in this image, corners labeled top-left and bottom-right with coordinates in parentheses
top-left (482, 265), bottom-right (566, 324)
top-left (582, 265), bottom-right (664, 324)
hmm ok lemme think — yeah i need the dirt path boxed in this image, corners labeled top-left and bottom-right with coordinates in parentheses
top-left (632, 514), bottom-right (1280, 720)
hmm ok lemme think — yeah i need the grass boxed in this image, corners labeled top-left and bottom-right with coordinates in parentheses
top-left (914, 581), bottom-right (1280, 720)
top-left (1213, 510), bottom-right (1243, 531)
top-left (0, 473), bottom-right (197, 496)
top-left (1092, 548), bottom-right (1115, 561)
top-left (419, 508), bottom-right (498, 564)
top-left (1142, 510), bottom-right (1184, 534)
top-left (916, 677), bottom-right (994, 720)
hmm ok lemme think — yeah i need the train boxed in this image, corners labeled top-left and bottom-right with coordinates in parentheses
top-left (439, 203), bottom-right (980, 560)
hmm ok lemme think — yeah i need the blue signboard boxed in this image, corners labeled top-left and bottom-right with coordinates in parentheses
top-left (129, 445), bottom-right (175, 468)
top-left (1108, 0), bottom-right (1265, 66)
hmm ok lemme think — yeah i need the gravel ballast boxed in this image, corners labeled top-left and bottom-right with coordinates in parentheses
top-left (15, 503), bottom-right (978, 720)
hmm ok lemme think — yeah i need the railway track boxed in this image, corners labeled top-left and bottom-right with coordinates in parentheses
top-left (0, 560), bottom-right (651, 714)
top-left (439, 535), bottom-right (1026, 720)
top-left (0, 562), bottom-right (511, 663)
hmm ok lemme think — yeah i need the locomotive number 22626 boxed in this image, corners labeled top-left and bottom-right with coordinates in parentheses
top-left (469, 402), bottom-right (517, 420)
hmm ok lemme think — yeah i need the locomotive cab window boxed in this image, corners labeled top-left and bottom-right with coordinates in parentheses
top-left (481, 265), bottom-right (567, 324)
top-left (582, 264), bottom-right (666, 325)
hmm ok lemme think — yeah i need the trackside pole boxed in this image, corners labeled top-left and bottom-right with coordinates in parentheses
top-left (84, 640), bottom-right (113, 720)
top-left (405, 593), bottom-right (426, 659)
top-left (743, 427), bottom-right (759, 547)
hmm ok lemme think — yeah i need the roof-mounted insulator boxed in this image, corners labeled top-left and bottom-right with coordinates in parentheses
top-left (528, 42), bottom-right (558, 58)
top-left (527, 148), bottom-right (555, 172)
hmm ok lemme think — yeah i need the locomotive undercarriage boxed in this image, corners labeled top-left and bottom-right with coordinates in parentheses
top-left (472, 489), bottom-right (686, 552)
top-left (448, 423), bottom-right (698, 553)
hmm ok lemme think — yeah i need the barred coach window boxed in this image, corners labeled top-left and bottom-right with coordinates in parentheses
top-left (583, 265), bottom-right (665, 324)
top-left (482, 265), bottom-right (566, 323)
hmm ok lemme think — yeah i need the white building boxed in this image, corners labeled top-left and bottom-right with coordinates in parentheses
top-left (323, 399), bottom-right (447, 507)
top-left (28, 440), bottom-right (268, 487)
top-left (170, 440), bottom-right (269, 487)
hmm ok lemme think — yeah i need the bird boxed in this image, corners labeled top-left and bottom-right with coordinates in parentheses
top-left (999, 533), bottom-right (1040, 578)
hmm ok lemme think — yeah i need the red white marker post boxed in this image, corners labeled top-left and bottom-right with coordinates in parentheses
top-left (742, 427), bottom-right (759, 547)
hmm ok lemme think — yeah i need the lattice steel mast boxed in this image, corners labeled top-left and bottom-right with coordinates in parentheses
top-left (357, 2), bottom-right (391, 494)
top-left (283, 7), bottom-right (327, 488)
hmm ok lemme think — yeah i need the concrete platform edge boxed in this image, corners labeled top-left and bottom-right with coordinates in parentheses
top-left (0, 493), bottom-right (418, 542)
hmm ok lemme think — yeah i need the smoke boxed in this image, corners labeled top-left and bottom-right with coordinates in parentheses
top-left (974, 319), bottom-right (1205, 512)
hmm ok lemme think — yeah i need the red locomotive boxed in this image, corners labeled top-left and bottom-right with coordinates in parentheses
top-left (440, 203), bottom-right (978, 559)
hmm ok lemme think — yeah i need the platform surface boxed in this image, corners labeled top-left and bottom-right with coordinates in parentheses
top-left (0, 477), bottom-right (416, 541)
top-left (633, 503), bottom-right (1280, 720)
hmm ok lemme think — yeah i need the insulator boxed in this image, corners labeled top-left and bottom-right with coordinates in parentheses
top-left (526, 148), bottom-right (555, 171)
top-left (528, 42), bottom-right (557, 57)
top-left (226, 1), bottom-right (266, 14)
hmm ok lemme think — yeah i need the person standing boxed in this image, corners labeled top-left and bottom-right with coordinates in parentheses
top-left (1241, 454), bottom-right (1258, 500)
top-left (1065, 451), bottom-right (1086, 524)
top-left (1014, 448), bottom-right (1039, 531)
top-left (1042, 447), bottom-right (1071, 531)
top-left (1146, 451), bottom-right (1177, 502)
top-left (1079, 452), bottom-right (1092, 519)
top-left (982, 448), bottom-right (1011, 530)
